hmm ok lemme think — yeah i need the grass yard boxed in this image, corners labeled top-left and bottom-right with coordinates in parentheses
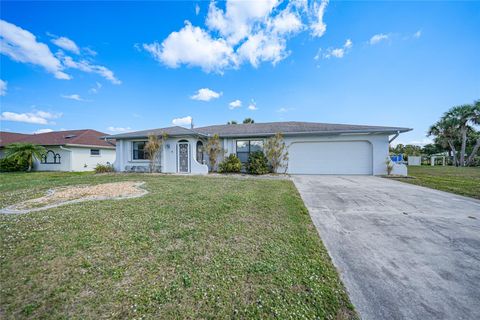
top-left (394, 166), bottom-right (480, 199)
top-left (0, 172), bottom-right (356, 319)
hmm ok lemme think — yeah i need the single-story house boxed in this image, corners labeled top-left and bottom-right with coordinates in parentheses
top-left (0, 129), bottom-right (116, 171)
top-left (106, 121), bottom-right (411, 175)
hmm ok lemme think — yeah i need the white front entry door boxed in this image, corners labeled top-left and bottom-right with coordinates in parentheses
top-left (177, 142), bottom-right (190, 173)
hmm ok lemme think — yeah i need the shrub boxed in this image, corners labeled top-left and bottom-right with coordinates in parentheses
top-left (94, 163), bottom-right (115, 173)
top-left (0, 156), bottom-right (29, 172)
top-left (246, 151), bottom-right (269, 175)
top-left (218, 154), bottom-right (242, 173)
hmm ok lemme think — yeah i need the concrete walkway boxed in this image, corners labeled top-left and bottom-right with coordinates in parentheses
top-left (292, 175), bottom-right (480, 320)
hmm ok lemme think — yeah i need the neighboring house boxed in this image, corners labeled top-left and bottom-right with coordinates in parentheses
top-left (0, 130), bottom-right (116, 171)
top-left (106, 121), bottom-right (411, 175)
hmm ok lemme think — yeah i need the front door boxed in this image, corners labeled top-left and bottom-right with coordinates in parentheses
top-left (178, 143), bottom-right (189, 173)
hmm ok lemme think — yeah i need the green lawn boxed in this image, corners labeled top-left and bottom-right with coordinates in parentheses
top-left (0, 172), bottom-right (356, 319)
top-left (394, 166), bottom-right (480, 199)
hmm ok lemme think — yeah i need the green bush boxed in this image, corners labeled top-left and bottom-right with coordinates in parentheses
top-left (0, 156), bottom-right (29, 172)
top-left (246, 151), bottom-right (269, 175)
top-left (218, 154), bottom-right (242, 173)
top-left (94, 163), bottom-right (115, 173)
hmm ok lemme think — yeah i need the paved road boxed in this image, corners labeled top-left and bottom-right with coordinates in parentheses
top-left (292, 175), bottom-right (480, 320)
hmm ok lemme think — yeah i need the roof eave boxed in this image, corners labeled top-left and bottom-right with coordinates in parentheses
top-left (205, 128), bottom-right (412, 138)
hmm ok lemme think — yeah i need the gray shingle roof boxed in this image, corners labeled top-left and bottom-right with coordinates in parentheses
top-left (105, 122), bottom-right (411, 139)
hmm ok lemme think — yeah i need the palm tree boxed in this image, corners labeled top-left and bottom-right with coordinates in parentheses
top-left (5, 143), bottom-right (46, 171)
top-left (465, 100), bottom-right (480, 166)
top-left (243, 118), bottom-right (254, 124)
top-left (428, 118), bottom-right (459, 166)
top-left (444, 104), bottom-right (477, 166)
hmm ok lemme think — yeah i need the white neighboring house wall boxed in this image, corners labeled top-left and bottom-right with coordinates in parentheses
top-left (33, 145), bottom-right (115, 172)
top-left (115, 137), bottom-right (208, 174)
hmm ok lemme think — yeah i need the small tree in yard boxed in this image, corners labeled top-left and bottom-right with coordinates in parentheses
top-left (145, 132), bottom-right (167, 173)
top-left (264, 132), bottom-right (289, 173)
top-left (5, 143), bottom-right (46, 172)
top-left (205, 134), bottom-right (223, 172)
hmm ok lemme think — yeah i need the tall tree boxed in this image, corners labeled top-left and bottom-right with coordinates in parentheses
top-left (428, 118), bottom-right (460, 166)
top-left (205, 134), bottom-right (223, 172)
top-left (5, 143), bottom-right (46, 171)
top-left (444, 103), bottom-right (477, 166)
top-left (465, 100), bottom-right (480, 166)
top-left (243, 118), bottom-right (254, 124)
top-left (227, 120), bottom-right (238, 125)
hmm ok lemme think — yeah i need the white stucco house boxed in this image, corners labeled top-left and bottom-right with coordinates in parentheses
top-left (0, 130), bottom-right (116, 172)
top-left (106, 121), bottom-right (411, 175)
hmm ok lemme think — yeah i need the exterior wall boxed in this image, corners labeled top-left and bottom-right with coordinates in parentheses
top-left (34, 146), bottom-right (72, 171)
top-left (222, 134), bottom-right (391, 175)
top-left (69, 147), bottom-right (116, 172)
top-left (32, 146), bottom-right (115, 172)
top-left (115, 137), bottom-right (208, 174)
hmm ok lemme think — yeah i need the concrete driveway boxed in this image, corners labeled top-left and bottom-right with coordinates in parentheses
top-left (292, 175), bottom-right (480, 320)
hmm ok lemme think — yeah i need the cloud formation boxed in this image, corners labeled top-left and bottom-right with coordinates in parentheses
top-left (369, 33), bottom-right (389, 45)
top-left (0, 19), bottom-right (70, 79)
top-left (0, 110), bottom-right (61, 125)
top-left (61, 94), bottom-right (89, 101)
top-left (248, 100), bottom-right (258, 111)
top-left (107, 126), bottom-right (132, 133)
top-left (142, 0), bottom-right (330, 73)
top-left (51, 36), bottom-right (80, 54)
top-left (33, 128), bottom-right (54, 134)
top-left (191, 88), bottom-right (222, 101)
top-left (172, 116), bottom-right (193, 126)
top-left (0, 19), bottom-right (120, 83)
top-left (229, 99), bottom-right (242, 109)
top-left (317, 38), bottom-right (352, 59)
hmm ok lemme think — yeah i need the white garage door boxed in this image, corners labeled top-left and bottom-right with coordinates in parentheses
top-left (288, 141), bottom-right (373, 175)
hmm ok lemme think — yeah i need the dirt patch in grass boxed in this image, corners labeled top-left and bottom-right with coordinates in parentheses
top-left (0, 181), bottom-right (147, 214)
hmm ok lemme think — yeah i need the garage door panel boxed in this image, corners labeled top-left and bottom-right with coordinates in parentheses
top-left (288, 141), bottom-right (373, 175)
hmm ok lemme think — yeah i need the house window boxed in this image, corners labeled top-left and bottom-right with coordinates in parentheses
top-left (90, 149), bottom-right (100, 156)
top-left (196, 141), bottom-right (204, 163)
top-left (236, 140), bottom-right (263, 163)
top-left (41, 150), bottom-right (61, 164)
top-left (133, 141), bottom-right (147, 160)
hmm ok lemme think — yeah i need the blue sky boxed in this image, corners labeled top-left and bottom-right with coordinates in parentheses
top-left (1, 0), bottom-right (479, 145)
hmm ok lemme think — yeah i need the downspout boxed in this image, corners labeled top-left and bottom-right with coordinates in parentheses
top-left (389, 131), bottom-right (400, 144)
top-left (60, 146), bottom-right (73, 171)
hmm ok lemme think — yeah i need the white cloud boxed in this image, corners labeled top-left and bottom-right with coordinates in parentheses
top-left (107, 126), bottom-right (132, 133)
top-left (0, 110), bottom-right (61, 124)
top-left (191, 88), bottom-right (222, 101)
top-left (229, 99), bottom-right (242, 109)
top-left (195, 4), bottom-right (200, 15)
top-left (413, 30), bottom-right (422, 39)
top-left (172, 116), bottom-right (193, 126)
top-left (61, 94), bottom-right (89, 102)
top-left (33, 128), bottom-right (54, 134)
top-left (1, 20), bottom-right (120, 83)
top-left (277, 107), bottom-right (294, 113)
top-left (0, 79), bottom-right (7, 96)
top-left (89, 82), bottom-right (102, 94)
top-left (248, 100), bottom-right (258, 111)
top-left (60, 55), bottom-right (121, 84)
top-left (369, 33), bottom-right (389, 45)
top-left (316, 38), bottom-right (353, 59)
top-left (144, 22), bottom-right (235, 73)
top-left (51, 36), bottom-right (80, 54)
top-left (310, 0), bottom-right (329, 37)
top-left (83, 47), bottom-right (97, 56)
top-left (0, 19), bottom-right (71, 80)
top-left (143, 0), bottom-right (329, 73)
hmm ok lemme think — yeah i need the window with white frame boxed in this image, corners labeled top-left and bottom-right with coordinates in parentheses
top-left (90, 149), bottom-right (100, 156)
